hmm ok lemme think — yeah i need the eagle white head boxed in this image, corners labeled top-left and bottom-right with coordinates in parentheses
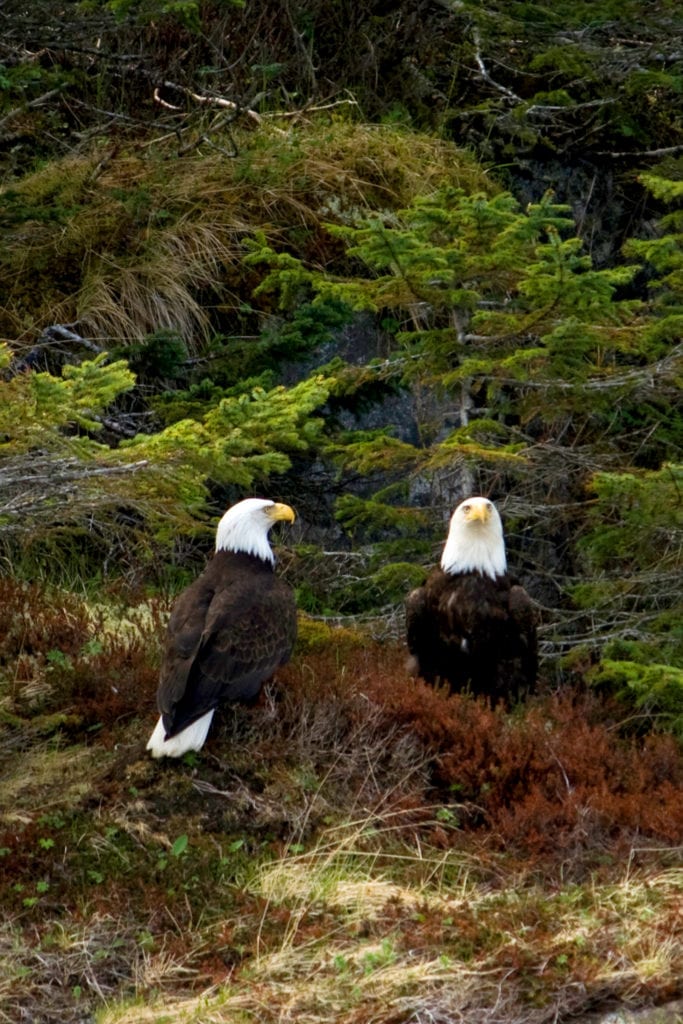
top-left (215, 498), bottom-right (296, 564)
top-left (440, 496), bottom-right (507, 580)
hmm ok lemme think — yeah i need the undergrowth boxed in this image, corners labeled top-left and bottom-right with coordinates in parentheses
top-left (0, 576), bottom-right (682, 1023)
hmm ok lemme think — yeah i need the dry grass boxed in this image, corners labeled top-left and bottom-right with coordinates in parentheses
top-left (1, 587), bottom-right (682, 1024)
top-left (0, 744), bottom-right (100, 824)
top-left (1, 120), bottom-right (490, 347)
top-left (96, 823), bottom-right (683, 1024)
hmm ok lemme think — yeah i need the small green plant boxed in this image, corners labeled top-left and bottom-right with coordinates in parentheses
top-left (171, 834), bottom-right (189, 858)
top-left (361, 938), bottom-right (397, 974)
top-left (45, 650), bottom-right (72, 671)
top-left (435, 806), bottom-right (460, 828)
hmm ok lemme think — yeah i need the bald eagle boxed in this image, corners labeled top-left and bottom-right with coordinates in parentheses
top-left (405, 496), bottom-right (537, 704)
top-left (147, 498), bottom-right (297, 758)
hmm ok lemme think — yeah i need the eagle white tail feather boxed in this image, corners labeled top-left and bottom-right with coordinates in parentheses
top-left (146, 710), bottom-right (214, 758)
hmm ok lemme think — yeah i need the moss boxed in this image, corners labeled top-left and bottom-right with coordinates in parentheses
top-left (294, 615), bottom-right (367, 654)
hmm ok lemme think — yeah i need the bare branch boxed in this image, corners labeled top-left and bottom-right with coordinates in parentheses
top-left (594, 143), bottom-right (683, 159)
top-left (153, 81), bottom-right (266, 126)
top-left (471, 27), bottom-right (521, 104)
top-left (0, 87), bottom-right (63, 133)
top-left (0, 454), bottom-right (149, 531)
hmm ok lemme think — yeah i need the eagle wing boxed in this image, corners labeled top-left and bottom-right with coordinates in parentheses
top-left (506, 582), bottom-right (538, 696)
top-left (406, 569), bottom-right (538, 701)
top-left (405, 584), bottom-right (432, 676)
top-left (406, 572), bottom-right (470, 685)
top-left (158, 559), bottom-right (296, 738)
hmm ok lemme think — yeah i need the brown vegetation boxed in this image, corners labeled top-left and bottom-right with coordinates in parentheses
top-left (1, 578), bottom-right (682, 1022)
top-left (1, 4), bottom-right (682, 1020)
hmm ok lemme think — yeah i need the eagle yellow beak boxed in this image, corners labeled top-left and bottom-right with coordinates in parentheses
top-left (268, 502), bottom-right (296, 524)
top-left (466, 501), bottom-right (491, 523)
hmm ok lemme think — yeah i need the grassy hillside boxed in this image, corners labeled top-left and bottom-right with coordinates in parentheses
top-left (1, 5), bottom-right (682, 1021)
top-left (1, 581), bottom-right (682, 1022)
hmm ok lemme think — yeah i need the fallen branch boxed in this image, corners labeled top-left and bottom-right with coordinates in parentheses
top-left (594, 143), bottom-right (683, 159)
top-left (263, 97), bottom-right (360, 120)
top-left (471, 27), bottom-right (521, 104)
top-left (0, 87), bottom-right (63, 133)
top-left (153, 82), bottom-right (265, 125)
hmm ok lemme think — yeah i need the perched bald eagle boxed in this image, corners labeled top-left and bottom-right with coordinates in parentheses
top-left (147, 498), bottom-right (297, 758)
top-left (405, 496), bottom-right (537, 704)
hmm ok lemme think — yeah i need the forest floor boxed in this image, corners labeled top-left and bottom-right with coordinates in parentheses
top-left (1, 589), bottom-right (682, 1024)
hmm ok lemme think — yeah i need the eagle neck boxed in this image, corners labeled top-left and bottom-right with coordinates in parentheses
top-left (214, 549), bottom-right (274, 574)
top-left (215, 522), bottom-right (275, 565)
top-left (440, 536), bottom-right (506, 581)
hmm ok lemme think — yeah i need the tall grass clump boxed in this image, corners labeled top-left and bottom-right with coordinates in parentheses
top-left (1, 121), bottom-right (490, 349)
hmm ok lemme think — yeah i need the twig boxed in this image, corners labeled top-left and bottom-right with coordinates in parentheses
top-left (471, 27), bottom-right (521, 104)
top-left (0, 88), bottom-right (63, 132)
top-left (264, 97), bottom-right (360, 120)
top-left (153, 81), bottom-right (266, 126)
top-left (594, 143), bottom-right (683, 158)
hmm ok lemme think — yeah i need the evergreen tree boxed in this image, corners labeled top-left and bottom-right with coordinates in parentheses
top-left (0, 341), bottom-right (330, 574)
top-left (249, 176), bottom-right (682, 725)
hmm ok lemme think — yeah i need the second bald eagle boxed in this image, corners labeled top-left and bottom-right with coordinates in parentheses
top-left (406, 497), bottom-right (537, 704)
top-left (147, 498), bottom-right (297, 758)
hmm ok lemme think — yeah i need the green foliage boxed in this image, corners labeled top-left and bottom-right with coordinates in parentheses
top-left (335, 495), bottom-right (428, 540)
top-left (117, 330), bottom-right (188, 383)
top-left (262, 298), bottom-right (353, 358)
top-left (575, 464), bottom-right (683, 724)
top-left (102, 0), bottom-right (240, 30)
top-left (170, 834), bottom-right (189, 857)
top-left (528, 47), bottom-right (593, 78)
top-left (329, 430), bottom-right (418, 475)
top-left (293, 616), bottom-right (366, 653)
top-left (424, 420), bottom-right (526, 469)
top-left (589, 659), bottom-right (683, 736)
top-left (0, 347), bottom-right (135, 450)
top-left (579, 464), bottom-right (683, 572)
top-left (249, 173), bottom-right (681, 646)
top-left (624, 172), bottom-right (683, 313)
top-left (343, 561), bottom-right (427, 613)
top-left (121, 375), bottom-right (331, 518)
top-left (152, 372), bottom-right (272, 425)
top-left (638, 173), bottom-right (683, 204)
top-left (247, 235), bottom-right (320, 310)
top-left (0, 336), bottom-right (330, 567)
top-left (196, 298), bottom-right (354, 386)
top-left (253, 185), bottom-right (648, 436)
top-left (0, 61), bottom-right (73, 108)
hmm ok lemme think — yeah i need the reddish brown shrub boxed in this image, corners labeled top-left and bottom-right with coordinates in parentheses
top-left (355, 655), bottom-right (683, 857)
top-left (0, 577), bottom-right (93, 660)
top-left (0, 577), bottom-right (163, 739)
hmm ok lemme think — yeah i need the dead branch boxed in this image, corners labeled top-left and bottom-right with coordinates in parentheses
top-left (264, 96), bottom-right (360, 120)
top-left (594, 143), bottom-right (683, 158)
top-left (0, 87), bottom-right (63, 133)
top-left (153, 82), bottom-right (265, 125)
top-left (491, 342), bottom-right (682, 395)
top-left (0, 454), bottom-right (150, 530)
top-left (471, 27), bottom-right (521, 104)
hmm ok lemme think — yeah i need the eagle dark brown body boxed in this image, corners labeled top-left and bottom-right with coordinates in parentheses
top-left (406, 567), bottom-right (537, 704)
top-left (158, 550), bottom-right (297, 740)
top-left (147, 497), bottom-right (297, 757)
top-left (405, 495), bottom-right (538, 706)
